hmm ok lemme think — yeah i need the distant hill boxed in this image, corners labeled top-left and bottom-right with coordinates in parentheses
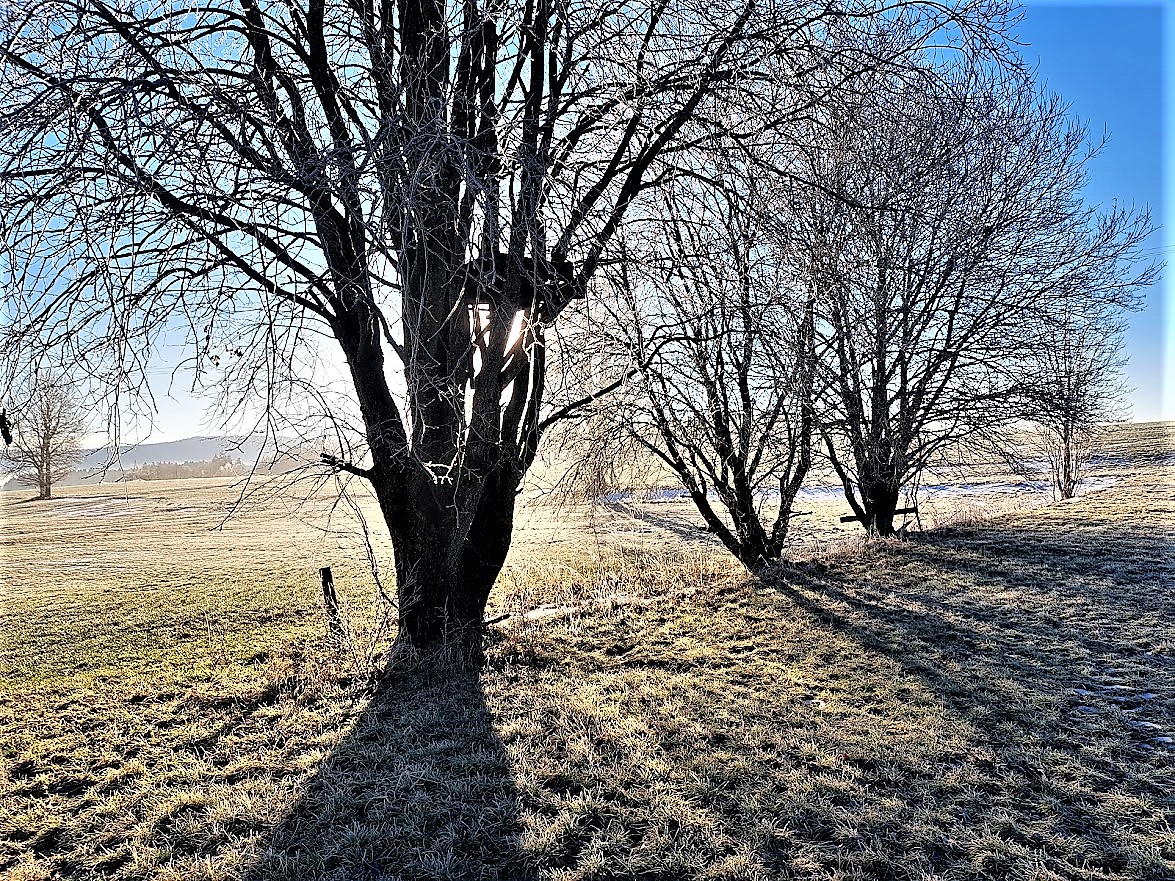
top-left (1, 435), bottom-right (279, 491)
top-left (76, 436), bottom-right (269, 471)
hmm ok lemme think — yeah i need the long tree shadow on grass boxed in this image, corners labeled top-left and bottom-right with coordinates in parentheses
top-left (246, 668), bottom-right (533, 881)
top-left (767, 521), bottom-right (1173, 866)
top-left (781, 519), bottom-right (1172, 724)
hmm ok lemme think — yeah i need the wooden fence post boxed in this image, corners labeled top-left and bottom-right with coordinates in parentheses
top-left (320, 566), bottom-right (344, 639)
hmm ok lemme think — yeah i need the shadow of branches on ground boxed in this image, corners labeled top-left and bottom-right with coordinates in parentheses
top-left (765, 519), bottom-right (1172, 876)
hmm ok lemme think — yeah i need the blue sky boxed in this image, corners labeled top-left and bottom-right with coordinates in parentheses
top-left (1017, 1), bottom-right (1169, 420)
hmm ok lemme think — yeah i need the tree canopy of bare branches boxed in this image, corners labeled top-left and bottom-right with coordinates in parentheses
top-left (1015, 290), bottom-right (1134, 500)
top-left (574, 172), bottom-right (815, 569)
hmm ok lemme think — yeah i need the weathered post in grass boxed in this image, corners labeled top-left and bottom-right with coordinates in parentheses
top-left (320, 567), bottom-right (344, 640)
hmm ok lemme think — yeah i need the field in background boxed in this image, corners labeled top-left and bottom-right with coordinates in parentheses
top-left (1, 422), bottom-right (1172, 879)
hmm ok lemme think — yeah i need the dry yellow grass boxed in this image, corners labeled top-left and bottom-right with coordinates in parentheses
top-left (1, 423), bottom-right (1172, 879)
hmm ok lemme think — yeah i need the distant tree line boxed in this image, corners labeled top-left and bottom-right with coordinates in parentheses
top-left (123, 455), bottom-right (248, 482)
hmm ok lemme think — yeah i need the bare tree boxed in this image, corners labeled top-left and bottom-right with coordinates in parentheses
top-left (0, 0), bottom-right (1017, 659)
top-left (2, 373), bottom-right (87, 499)
top-left (793, 66), bottom-right (1156, 536)
top-left (570, 173), bottom-right (815, 569)
top-left (1016, 292), bottom-right (1133, 500)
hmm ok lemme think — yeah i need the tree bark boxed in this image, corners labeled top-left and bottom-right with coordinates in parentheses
top-left (369, 464), bottom-right (519, 663)
top-left (862, 478), bottom-right (900, 537)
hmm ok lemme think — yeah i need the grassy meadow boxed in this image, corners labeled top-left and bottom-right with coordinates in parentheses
top-left (1, 423), bottom-right (1172, 880)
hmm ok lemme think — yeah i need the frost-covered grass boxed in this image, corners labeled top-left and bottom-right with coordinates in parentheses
top-left (1, 426), bottom-right (1172, 880)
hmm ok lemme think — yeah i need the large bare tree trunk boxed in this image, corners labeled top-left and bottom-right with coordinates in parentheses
top-left (860, 476), bottom-right (900, 537)
top-left (333, 268), bottom-right (537, 660)
top-left (370, 466), bottom-right (519, 658)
